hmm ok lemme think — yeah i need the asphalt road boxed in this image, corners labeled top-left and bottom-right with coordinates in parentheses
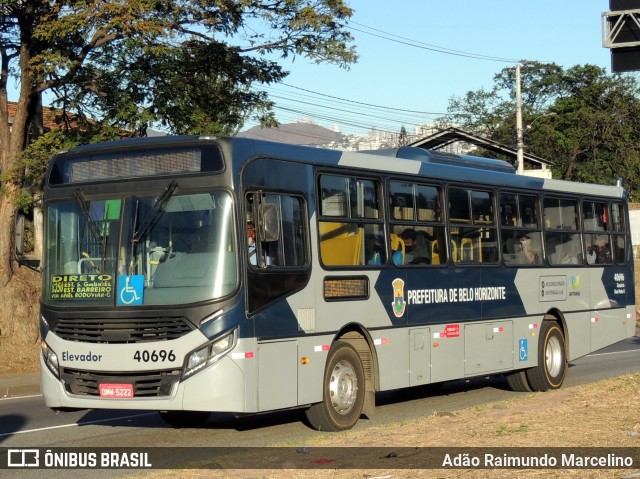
top-left (1, 333), bottom-right (639, 478)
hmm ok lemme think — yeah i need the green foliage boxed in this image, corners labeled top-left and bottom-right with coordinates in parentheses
top-left (0, 0), bottom-right (357, 207)
top-left (18, 0), bottom-right (356, 134)
top-left (443, 63), bottom-right (640, 201)
top-left (0, 122), bottom-right (122, 210)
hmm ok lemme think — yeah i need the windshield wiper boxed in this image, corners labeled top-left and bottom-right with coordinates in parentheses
top-left (129, 180), bottom-right (178, 274)
top-left (74, 188), bottom-right (107, 273)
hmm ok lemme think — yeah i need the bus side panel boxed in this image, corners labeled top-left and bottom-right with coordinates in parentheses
top-left (464, 321), bottom-right (513, 376)
top-left (562, 312), bottom-right (591, 361)
top-left (371, 327), bottom-right (412, 391)
top-left (403, 268), bottom-right (482, 326)
top-left (409, 328), bottom-right (430, 386)
top-left (257, 339), bottom-right (298, 411)
top-left (296, 334), bottom-right (334, 406)
top-left (514, 267), bottom-right (591, 361)
top-left (430, 325), bottom-right (464, 383)
top-left (590, 266), bottom-right (633, 352)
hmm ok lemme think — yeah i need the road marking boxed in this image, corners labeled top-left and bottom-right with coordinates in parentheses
top-left (587, 348), bottom-right (640, 357)
top-left (0, 394), bottom-right (42, 402)
top-left (0, 412), bottom-right (156, 438)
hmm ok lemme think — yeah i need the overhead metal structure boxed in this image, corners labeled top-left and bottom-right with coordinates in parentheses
top-left (408, 126), bottom-right (552, 170)
top-left (602, 0), bottom-right (640, 72)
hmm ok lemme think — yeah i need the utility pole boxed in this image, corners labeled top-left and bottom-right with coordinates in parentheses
top-left (515, 63), bottom-right (524, 175)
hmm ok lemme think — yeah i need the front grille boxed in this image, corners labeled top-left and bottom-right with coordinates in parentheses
top-left (52, 317), bottom-right (194, 343)
top-left (61, 368), bottom-right (181, 397)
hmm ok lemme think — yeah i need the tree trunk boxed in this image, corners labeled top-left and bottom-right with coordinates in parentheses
top-left (0, 164), bottom-right (41, 375)
top-left (0, 195), bottom-right (16, 288)
top-left (0, 262), bottom-right (41, 373)
top-left (33, 203), bottom-right (43, 259)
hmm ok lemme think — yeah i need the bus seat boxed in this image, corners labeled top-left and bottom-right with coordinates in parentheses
top-left (431, 239), bottom-right (456, 264)
top-left (431, 240), bottom-right (440, 265)
top-left (320, 229), bottom-right (363, 266)
top-left (449, 238), bottom-right (459, 262)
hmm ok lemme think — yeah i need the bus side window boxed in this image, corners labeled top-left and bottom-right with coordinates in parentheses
top-left (247, 193), bottom-right (307, 268)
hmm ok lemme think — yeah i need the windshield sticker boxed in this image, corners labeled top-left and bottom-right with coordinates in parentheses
top-left (50, 274), bottom-right (113, 300)
top-left (117, 275), bottom-right (144, 306)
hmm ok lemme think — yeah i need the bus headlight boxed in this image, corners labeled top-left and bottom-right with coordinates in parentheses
top-left (183, 329), bottom-right (236, 379)
top-left (211, 332), bottom-right (234, 357)
top-left (41, 341), bottom-right (60, 378)
top-left (185, 347), bottom-right (209, 377)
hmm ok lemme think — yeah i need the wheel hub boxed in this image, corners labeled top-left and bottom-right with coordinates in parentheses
top-left (328, 359), bottom-right (358, 415)
top-left (545, 334), bottom-right (563, 377)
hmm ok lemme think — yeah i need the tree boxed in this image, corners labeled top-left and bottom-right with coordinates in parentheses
top-left (398, 125), bottom-right (408, 146)
top-left (0, 0), bottom-right (357, 286)
top-left (443, 62), bottom-right (640, 200)
top-left (0, 1), bottom-right (356, 370)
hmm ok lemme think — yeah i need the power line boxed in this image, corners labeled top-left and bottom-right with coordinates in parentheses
top-left (347, 20), bottom-right (524, 63)
top-left (273, 105), bottom-right (401, 134)
top-left (246, 18), bottom-right (511, 134)
top-left (262, 84), bottom-right (438, 130)
top-left (280, 82), bottom-right (455, 116)
top-left (267, 93), bottom-right (429, 126)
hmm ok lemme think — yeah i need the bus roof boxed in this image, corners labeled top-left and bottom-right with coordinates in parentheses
top-left (50, 135), bottom-right (627, 200)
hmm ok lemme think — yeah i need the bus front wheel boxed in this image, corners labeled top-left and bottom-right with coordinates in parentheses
top-left (525, 321), bottom-right (566, 392)
top-left (305, 340), bottom-right (365, 431)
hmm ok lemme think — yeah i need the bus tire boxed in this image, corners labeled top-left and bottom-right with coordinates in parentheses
top-left (305, 340), bottom-right (365, 431)
top-left (525, 321), bottom-right (566, 392)
top-left (158, 410), bottom-right (210, 428)
top-left (505, 370), bottom-right (532, 392)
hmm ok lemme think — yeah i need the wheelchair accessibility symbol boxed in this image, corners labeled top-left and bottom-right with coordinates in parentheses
top-left (519, 339), bottom-right (528, 362)
top-left (117, 275), bottom-right (144, 306)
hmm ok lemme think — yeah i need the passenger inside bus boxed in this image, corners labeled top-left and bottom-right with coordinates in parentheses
top-left (247, 221), bottom-right (257, 265)
top-left (391, 234), bottom-right (405, 265)
top-left (368, 235), bottom-right (385, 265)
top-left (504, 232), bottom-right (541, 264)
top-left (517, 233), bottom-right (537, 264)
top-left (400, 228), bottom-right (417, 263)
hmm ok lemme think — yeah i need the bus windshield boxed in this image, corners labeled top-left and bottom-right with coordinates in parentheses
top-left (43, 190), bottom-right (237, 307)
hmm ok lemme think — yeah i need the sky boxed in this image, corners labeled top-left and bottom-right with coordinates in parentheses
top-left (253, 0), bottom-right (617, 137)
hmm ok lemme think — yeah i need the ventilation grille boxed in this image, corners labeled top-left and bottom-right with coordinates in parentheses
top-left (61, 368), bottom-right (181, 397)
top-left (52, 317), bottom-right (194, 344)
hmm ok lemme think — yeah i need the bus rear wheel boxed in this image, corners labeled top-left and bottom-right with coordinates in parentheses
top-left (158, 410), bottom-right (211, 428)
top-left (525, 321), bottom-right (566, 392)
top-left (505, 370), bottom-right (532, 392)
top-left (305, 340), bottom-right (365, 432)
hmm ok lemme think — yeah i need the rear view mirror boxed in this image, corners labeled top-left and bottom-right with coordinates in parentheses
top-left (259, 203), bottom-right (280, 242)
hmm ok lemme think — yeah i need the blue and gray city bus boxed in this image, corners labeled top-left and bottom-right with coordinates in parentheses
top-left (37, 135), bottom-right (636, 431)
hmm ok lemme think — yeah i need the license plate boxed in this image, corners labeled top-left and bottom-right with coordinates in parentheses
top-left (99, 383), bottom-right (134, 398)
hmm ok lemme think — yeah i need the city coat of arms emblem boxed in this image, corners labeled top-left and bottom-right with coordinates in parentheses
top-left (392, 278), bottom-right (406, 318)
